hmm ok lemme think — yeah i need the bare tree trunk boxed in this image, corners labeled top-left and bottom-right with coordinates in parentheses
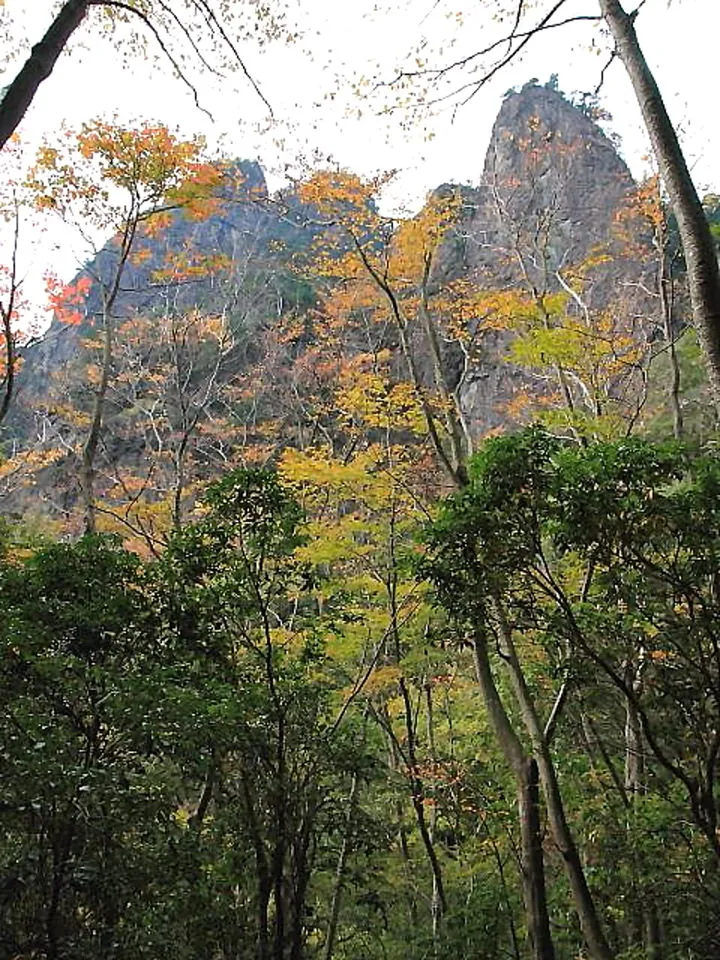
top-left (0, 205), bottom-right (20, 425)
top-left (46, 820), bottom-right (75, 960)
top-left (490, 600), bottom-right (613, 960)
top-left (644, 910), bottom-right (663, 960)
top-left (624, 663), bottom-right (644, 951)
top-left (471, 634), bottom-right (556, 960)
top-left (423, 683), bottom-right (442, 950)
top-left (81, 305), bottom-right (112, 534)
top-left (323, 773), bottom-right (360, 960)
top-left (0, 0), bottom-right (90, 151)
top-left (419, 256), bottom-right (470, 479)
top-left (289, 815), bottom-right (313, 960)
top-left (383, 551), bottom-right (448, 928)
top-left (80, 215), bottom-right (138, 533)
top-left (623, 664), bottom-right (663, 959)
top-left (243, 779), bottom-right (271, 960)
top-left (352, 240), bottom-right (465, 488)
top-left (600, 0), bottom-right (720, 405)
top-left (624, 672), bottom-right (643, 802)
top-left (395, 675), bottom-right (448, 919)
top-left (658, 247), bottom-right (683, 439)
top-left (581, 712), bottom-right (628, 807)
top-left (385, 731), bottom-right (418, 925)
top-left (0, 304), bottom-right (15, 423)
top-left (518, 755), bottom-right (554, 960)
top-left (0, 295), bottom-right (16, 426)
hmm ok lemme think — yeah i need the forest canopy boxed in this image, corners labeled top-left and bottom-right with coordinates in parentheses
top-left (1, 2), bottom-right (720, 959)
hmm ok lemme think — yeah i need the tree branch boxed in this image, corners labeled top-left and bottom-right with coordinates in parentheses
top-left (0, 0), bottom-right (91, 150)
top-left (96, 0), bottom-right (214, 120)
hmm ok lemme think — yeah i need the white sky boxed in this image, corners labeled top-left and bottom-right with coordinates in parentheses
top-left (1, 0), bottom-right (719, 323)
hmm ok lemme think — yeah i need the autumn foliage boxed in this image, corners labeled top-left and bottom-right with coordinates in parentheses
top-left (1, 101), bottom-right (718, 960)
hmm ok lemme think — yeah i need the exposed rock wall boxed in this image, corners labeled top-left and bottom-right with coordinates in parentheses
top-left (2, 84), bottom-right (658, 508)
top-left (440, 83), bottom-right (655, 433)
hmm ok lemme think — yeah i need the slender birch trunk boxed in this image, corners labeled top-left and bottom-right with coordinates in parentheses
top-left (323, 773), bottom-right (360, 960)
top-left (472, 635), bottom-right (556, 960)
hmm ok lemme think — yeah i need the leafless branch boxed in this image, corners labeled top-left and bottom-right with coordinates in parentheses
top-left (593, 49), bottom-right (616, 96)
top-left (0, 199), bottom-right (21, 425)
top-left (381, 1), bottom-right (601, 113)
top-left (191, 0), bottom-right (273, 116)
top-left (94, 0), bottom-right (214, 120)
top-left (156, 0), bottom-right (222, 77)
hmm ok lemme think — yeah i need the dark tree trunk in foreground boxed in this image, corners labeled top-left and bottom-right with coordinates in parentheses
top-left (0, 0), bottom-right (91, 151)
top-left (489, 599), bottom-right (613, 960)
top-left (472, 636), bottom-right (556, 960)
top-left (600, 0), bottom-right (720, 405)
top-left (519, 757), bottom-right (556, 960)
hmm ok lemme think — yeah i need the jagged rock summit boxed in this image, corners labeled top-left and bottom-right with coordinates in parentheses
top-left (442, 82), bottom-right (651, 431)
top-left (5, 83), bottom-right (653, 475)
top-left (462, 82), bottom-right (638, 282)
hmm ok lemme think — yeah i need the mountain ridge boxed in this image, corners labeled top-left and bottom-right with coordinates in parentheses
top-left (1, 82), bottom-right (660, 518)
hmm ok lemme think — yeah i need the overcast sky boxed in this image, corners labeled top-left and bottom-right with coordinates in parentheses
top-left (2, 0), bottom-right (719, 321)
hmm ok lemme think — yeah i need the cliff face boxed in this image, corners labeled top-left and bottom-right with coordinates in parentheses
top-left (437, 83), bottom-right (654, 432)
top-left (469, 84), bottom-right (636, 274)
top-left (6, 157), bottom-right (340, 470)
top-left (16, 161), bottom-right (284, 402)
top-left (4, 84), bottom-right (656, 500)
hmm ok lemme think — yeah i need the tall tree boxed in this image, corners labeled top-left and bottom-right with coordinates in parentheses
top-left (597, 0), bottom-right (720, 405)
top-left (26, 119), bottom-right (223, 532)
top-left (388, 0), bottom-right (720, 407)
top-left (0, 0), bottom-right (274, 151)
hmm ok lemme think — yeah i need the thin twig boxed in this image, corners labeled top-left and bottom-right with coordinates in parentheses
top-left (94, 0), bottom-right (214, 120)
top-left (193, 0), bottom-right (273, 115)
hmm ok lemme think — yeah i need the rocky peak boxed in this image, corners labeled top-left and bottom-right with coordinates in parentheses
top-left (7, 158), bottom-right (283, 426)
top-left (4, 86), bottom-right (657, 461)
top-left (464, 82), bottom-right (638, 285)
top-left (224, 159), bottom-right (268, 199)
top-left (427, 82), bottom-right (655, 434)
top-left (492, 81), bottom-right (622, 167)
